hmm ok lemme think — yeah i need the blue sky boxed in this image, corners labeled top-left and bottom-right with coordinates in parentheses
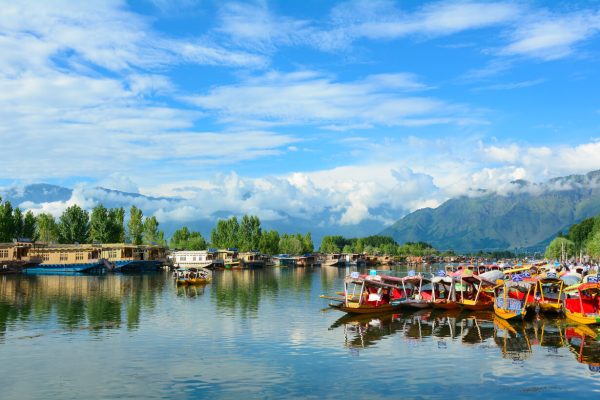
top-left (2, 0), bottom-right (600, 227)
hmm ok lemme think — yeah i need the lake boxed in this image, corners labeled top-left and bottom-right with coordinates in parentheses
top-left (1, 266), bottom-right (599, 399)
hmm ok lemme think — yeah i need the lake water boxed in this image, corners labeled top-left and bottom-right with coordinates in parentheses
top-left (1, 266), bottom-right (599, 399)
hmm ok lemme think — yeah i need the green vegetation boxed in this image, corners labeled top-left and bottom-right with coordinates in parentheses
top-left (170, 227), bottom-right (207, 250)
top-left (210, 216), bottom-right (311, 255)
top-left (546, 214), bottom-right (600, 260)
top-left (319, 234), bottom-right (440, 256)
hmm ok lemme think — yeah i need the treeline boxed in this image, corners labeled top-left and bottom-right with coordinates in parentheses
top-left (319, 235), bottom-right (441, 256)
top-left (171, 215), bottom-right (314, 255)
top-left (0, 197), bottom-right (165, 246)
top-left (546, 215), bottom-right (600, 259)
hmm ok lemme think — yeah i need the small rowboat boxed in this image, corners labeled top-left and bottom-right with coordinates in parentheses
top-left (564, 281), bottom-right (600, 325)
top-left (173, 267), bottom-right (212, 285)
top-left (431, 275), bottom-right (459, 310)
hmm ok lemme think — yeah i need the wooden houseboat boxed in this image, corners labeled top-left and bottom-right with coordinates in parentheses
top-left (239, 251), bottom-right (265, 268)
top-left (26, 243), bottom-right (107, 274)
top-left (272, 254), bottom-right (297, 267)
top-left (0, 241), bottom-right (42, 274)
top-left (101, 243), bottom-right (166, 272)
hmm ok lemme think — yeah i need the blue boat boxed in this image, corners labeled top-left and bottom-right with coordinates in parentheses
top-left (24, 260), bottom-right (107, 274)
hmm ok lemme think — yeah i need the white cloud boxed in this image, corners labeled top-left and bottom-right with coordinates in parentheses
top-left (187, 70), bottom-right (481, 128)
top-left (501, 11), bottom-right (600, 60)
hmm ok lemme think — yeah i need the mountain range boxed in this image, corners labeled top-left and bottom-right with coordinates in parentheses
top-left (381, 170), bottom-right (600, 252)
top-left (3, 170), bottom-right (600, 252)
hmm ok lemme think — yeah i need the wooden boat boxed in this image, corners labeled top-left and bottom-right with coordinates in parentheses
top-left (391, 274), bottom-right (433, 309)
top-left (322, 273), bottom-right (402, 314)
top-left (457, 271), bottom-right (496, 311)
top-left (564, 281), bottom-right (600, 325)
top-left (536, 273), bottom-right (565, 313)
top-left (431, 275), bottom-right (459, 310)
top-left (494, 278), bottom-right (536, 320)
top-left (173, 267), bottom-right (212, 285)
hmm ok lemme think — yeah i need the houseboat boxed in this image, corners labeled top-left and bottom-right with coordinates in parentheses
top-left (171, 249), bottom-right (223, 269)
top-left (216, 248), bottom-right (241, 269)
top-left (101, 244), bottom-right (166, 272)
top-left (239, 251), bottom-right (265, 268)
top-left (0, 241), bottom-right (42, 274)
top-left (26, 243), bottom-right (107, 274)
top-left (272, 254), bottom-right (297, 267)
top-left (296, 254), bottom-right (320, 267)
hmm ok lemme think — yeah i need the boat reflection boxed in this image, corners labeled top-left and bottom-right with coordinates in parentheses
top-left (329, 308), bottom-right (600, 366)
top-left (0, 273), bottom-right (166, 337)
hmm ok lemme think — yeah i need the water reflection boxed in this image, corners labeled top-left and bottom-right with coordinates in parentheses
top-left (328, 308), bottom-right (600, 369)
top-left (0, 273), bottom-right (166, 338)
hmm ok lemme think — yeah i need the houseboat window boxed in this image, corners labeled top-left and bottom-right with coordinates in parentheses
top-left (0, 249), bottom-right (8, 258)
top-left (107, 251), bottom-right (117, 259)
top-left (180, 256), bottom-right (186, 261)
top-left (75, 253), bottom-right (84, 261)
top-left (59, 253), bottom-right (68, 261)
top-left (193, 257), bottom-right (196, 261)
top-left (43, 253), bottom-right (50, 261)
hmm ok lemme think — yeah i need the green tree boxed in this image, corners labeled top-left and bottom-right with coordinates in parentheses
top-left (109, 207), bottom-right (125, 242)
top-left (58, 205), bottom-right (90, 244)
top-left (342, 244), bottom-right (353, 254)
top-left (279, 234), bottom-right (303, 255)
top-left (23, 210), bottom-right (37, 240)
top-left (35, 213), bottom-right (59, 243)
top-left (259, 230), bottom-right (280, 254)
top-left (238, 215), bottom-right (262, 251)
top-left (142, 216), bottom-right (160, 244)
top-left (90, 204), bottom-right (111, 243)
top-left (544, 237), bottom-right (575, 260)
top-left (211, 216), bottom-right (240, 249)
top-left (170, 226), bottom-right (207, 250)
top-left (320, 236), bottom-right (342, 253)
top-left (127, 206), bottom-right (144, 245)
top-left (12, 208), bottom-right (23, 239)
top-left (302, 232), bottom-right (313, 253)
top-left (587, 230), bottom-right (600, 259)
top-left (0, 199), bottom-right (15, 242)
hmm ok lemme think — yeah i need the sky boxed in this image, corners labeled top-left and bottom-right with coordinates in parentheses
top-left (2, 0), bottom-right (600, 228)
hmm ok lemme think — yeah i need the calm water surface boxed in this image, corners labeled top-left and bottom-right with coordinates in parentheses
top-left (1, 266), bottom-right (599, 399)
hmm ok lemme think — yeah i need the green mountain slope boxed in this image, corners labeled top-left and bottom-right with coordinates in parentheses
top-left (381, 170), bottom-right (600, 252)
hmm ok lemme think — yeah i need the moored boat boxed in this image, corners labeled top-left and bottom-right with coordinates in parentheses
top-left (173, 267), bottom-right (212, 285)
top-left (431, 274), bottom-right (459, 310)
top-left (494, 277), bottom-right (536, 320)
top-left (457, 271), bottom-right (496, 311)
top-left (321, 272), bottom-right (402, 314)
top-left (564, 281), bottom-right (600, 325)
top-left (536, 272), bottom-right (565, 313)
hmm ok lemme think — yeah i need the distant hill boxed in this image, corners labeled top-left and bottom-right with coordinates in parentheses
top-left (381, 170), bottom-right (600, 252)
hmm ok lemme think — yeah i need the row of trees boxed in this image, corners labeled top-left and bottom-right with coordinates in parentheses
top-left (545, 214), bottom-right (600, 260)
top-left (170, 216), bottom-right (314, 255)
top-left (0, 197), bottom-right (166, 246)
top-left (319, 235), bottom-right (440, 256)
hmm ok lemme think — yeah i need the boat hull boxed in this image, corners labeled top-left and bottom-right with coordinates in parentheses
top-left (565, 311), bottom-right (600, 325)
top-left (538, 302), bottom-right (563, 313)
top-left (433, 300), bottom-right (460, 310)
top-left (112, 260), bottom-right (163, 273)
top-left (176, 278), bottom-right (211, 285)
top-left (24, 261), bottom-right (106, 274)
top-left (334, 302), bottom-right (402, 314)
top-left (460, 299), bottom-right (493, 311)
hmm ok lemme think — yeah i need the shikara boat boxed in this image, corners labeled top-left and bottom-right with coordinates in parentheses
top-left (564, 281), bottom-right (600, 325)
top-left (173, 267), bottom-right (212, 285)
top-left (390, 274), bottom-right (433, 309)
top-left (457, 271), bottom-right (496, 311)
top-left (494, 278), bottom-right (536, 320)
top-left (322, 273), bottom-right (403, 314)
top-left (431, 275), bottom-right (459, 310)
top-left (536, 272), bottom-right (565, 313)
